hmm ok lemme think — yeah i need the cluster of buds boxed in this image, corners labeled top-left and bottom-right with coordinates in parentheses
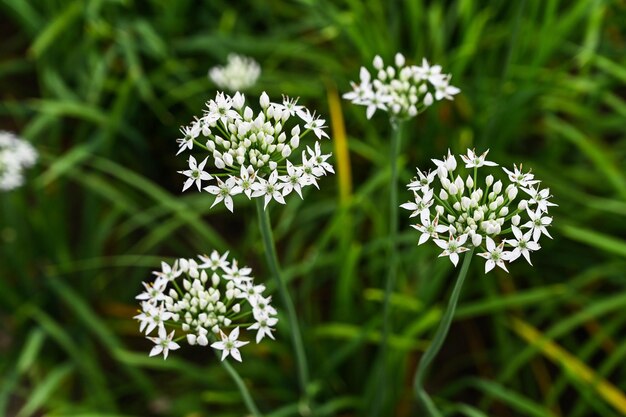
top-left (343, 53), bottom-right (460, 121)
top-left (402, 149), bottom-right (556, 273)
top-left (134, 251), bottom-right (278, 362)
top-left (209, 53), bottom-right (261, 92)
top-left (0, 131), bottom-right (38, 191)
top-left (176, 92), bottom-right (334, 211)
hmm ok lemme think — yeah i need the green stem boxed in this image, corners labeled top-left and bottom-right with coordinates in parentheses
top-left (221, 359), bottom-right (263, 417)
top-left (371, 122), bottom-right (404, 416)
top-left (255, 198), bottom-right (311, 412)
top-left (413, 249), bottom-right (474, 417)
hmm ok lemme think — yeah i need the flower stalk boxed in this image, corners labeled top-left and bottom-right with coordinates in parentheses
top-left (371, 121), bottom-right (404, 415)
top-left (221, 358), bottom-right (263, 417)
top-left (255, 198), bottom-right (311, 409)
top-left (413, 248), bottom-right (474, 416)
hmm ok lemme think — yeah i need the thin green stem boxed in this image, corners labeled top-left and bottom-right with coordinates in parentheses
top-left (371, 122), bottom-right (404, 416)
top-left (413, 249), bottom-right (474, 417)
top-left (255, 199), bottom-right (312, 412)
top-left (221, 359), bottom-right (263, 417)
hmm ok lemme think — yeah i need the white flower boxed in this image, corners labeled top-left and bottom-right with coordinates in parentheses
top-left (432, 75), bottom-right (461, 101)
top-left (477, 237), bottom-right (512, 273)
top-left (180, 156), bottom-right (212, 192)
top-left (204, 177), bottom-right (242, 212)
top-left (281, 161), bottom-right (307, 198)
top-left (344, 55), bottom-right (460, 121)
top-left (434, 234), bottom-right (470, 266)
top-left (135, 251), bottom-right (277, 361)
top-left (147, 327), bottom-right (180, 359)
top-left (176, 124), bottom-right (199, 155)
top-left (0, 131), bottom-right (38, 191)
top-left (248, 314), bottom-right (278, 343)
top-left (404, 149), bottom-right (555, 273)
top-left (209, 53), bottom-right (260, 92)
top-left (522, 208), bottom-right (553, 241)
top-left (153, 260), bottom-right (182, 282)
top-left (502, 164), bottom-right (539, 187)
top-left (523, 186), bottom-right (557, 213)
top-left (506, 227), bottom-right (540, 265)
top-left (307, 141), bottom-right (334, 174)
top-left (198, 250), bottom-right (230, 271)
top-left (211, 327), bottom-right (250, 362)
top-left (135, 279), bottom-right (169, 304)
top-left (407, 168), bottom-right (437, 192)
top-left (300, 110), bottom-right (330, 140)
top-left (460, 149), bottom-right (498, 168)
top-left (175, 92), bottom-right (333, 210)
top-left (251, 170), bottom-right (286, 209)
top-left (400, 188), bottom-right (434, 218)
top-left (411, 212), bottom-right (448, 245)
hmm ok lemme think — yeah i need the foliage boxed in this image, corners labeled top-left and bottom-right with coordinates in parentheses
top-left (1, 0), bottom-right (626, 416)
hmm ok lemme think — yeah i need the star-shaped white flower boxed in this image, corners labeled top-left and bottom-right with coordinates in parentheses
top-left (152, 260), bottom-right (182, 282)
top-left (180, 156), bottom-right (212, 192)
top-left (407, 168), bottom-right (437, 193)
top-left (281, 161), bottom-right (307, 198)
top-left (211, 327), bottom-right (249, 362)
top-left (502, 164), bottom-right (539, 188)
top-left (299, 110), bottom-right (329, 139)
top-left (522, 208), bottom-right (553, 241)
top-left (307, 141), bottom-right (334, 174)
top-left (432, 75), bottom-right (461, 101)
top-left (248, 314), bottom-right (278, 343)
top-left (477, 237), bottom-right (512, 273)
top-left (523, 186), bottom-right (557, 213)
top-left (135, 279), bottom-right (169, 303)
top-left (460, 148), bottom-right (498, 168)
top-left (176, 123), bottom-right (200, 155)
top-left (505, 227), bottom-right (540, 265)
top-left (204, 177), bottom-right (242, 212)
top-left (433, 233), bottom-right (470, 266)
top-left (198, 250), bottom-right (230, 271)
top-left (234, 165), bottom-right (257, 198)
top-left (147, 327), bottom-right (180, 359)
top-left (400, 188), bottom-right (434, 218)
top-left (251, 170), bottom-right (286, 209)
top-left (411, 213), bottom-right (448, 245)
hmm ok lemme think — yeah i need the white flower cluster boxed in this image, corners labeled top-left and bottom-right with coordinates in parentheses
top-left (0, 131), bottom-right (38, 191)
top-left (134, 251), bottom-right (278, 362)
top-left (402, 149), bottom-right (556, 273)
top-left (343, 53), bottom-right (460, 121)
top-left (209, 53), bottom-right (261, 92)
top-left (176, 91), bottom-right (334, 211)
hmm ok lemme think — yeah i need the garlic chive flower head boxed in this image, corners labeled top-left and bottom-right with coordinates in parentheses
top-left (209, 53), bottom-right (261, 92)
top-left (134, 251), bottom-right (278, 361)
top-left (402, 148), bottom-right (556, 273)
top-left (0, 131), bottom-right (38, 191)
top-left (176, 91), bottom-right (334, 211)
top-left (343, 53), bottom-right (460, 122)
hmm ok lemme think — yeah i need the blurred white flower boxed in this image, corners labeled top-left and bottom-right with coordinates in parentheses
top-left (343, 53), bottom-right (460, 121)
top-left (0, 131), bottom-right (38, 191)
top-left (135, 252), bottom-right (278, 361)
top-left (403, 149), bottom-right (556, 272)
top-left (176, 92), bottom-right (334, 211)
top-left (209, 53), bottom-right (261, 92)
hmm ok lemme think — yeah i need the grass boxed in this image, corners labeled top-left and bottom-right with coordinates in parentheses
top-left (1, 0), bottom-right (626, 416)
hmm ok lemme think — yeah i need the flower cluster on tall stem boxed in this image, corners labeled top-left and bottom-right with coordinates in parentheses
top-left (0, 131), bottom-right (38, 191)
top-left (209, 53), bottom-right (261, 92)
top-left (402, 148), bottom-right (556, 272)
top-left (343, 53), bottom-right (460, 121)
top-left (134, 252), bottom-right (278, 362)
top-left (176, 92), bottom-right (334, 211)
